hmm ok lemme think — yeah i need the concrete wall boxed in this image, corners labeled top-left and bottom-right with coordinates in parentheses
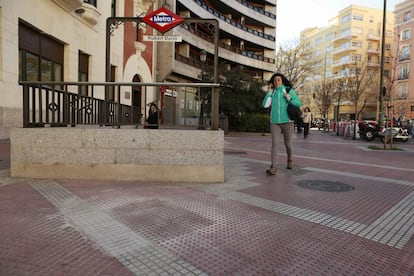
top-left (10, 128), bottom-right (224, 183)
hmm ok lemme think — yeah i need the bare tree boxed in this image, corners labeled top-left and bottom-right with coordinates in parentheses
top-left (312, 78), bottom-right (341, 131)
top-left (344, 60), bottom-right (378, 139)
top-left (275, 40), bottom-right (320, 92)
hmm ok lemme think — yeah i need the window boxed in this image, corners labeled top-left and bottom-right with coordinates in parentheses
top-left (315, 37), bottom-right (322, 46)
top-left (351, 41), bottom-right (362, 48)
top-left (340, 55), bottom-right (350, 64)
top-left (398, 83), bottom-right (408, 99)
top-left (402, 29), bottom-right (411, 40)
top-left (18, 22), bottom-right (63, 82)
top-left (400, 45), bottom-right (410, 61)
top-left (84, 0), bottom-right (96, 7)
top-left (341, 14), bottom-right (351, 23)
top-left (403, 11), bottom-right (411, 22)
top-left (351, 54), bottom-right (361, 62)
top-left (78, 51), bottom-right (89, 96)
top-left (315, 49), bottom-right (322, 57)
top-left (353, 14), bottom-right (364, 21)
top-left (399, 63), bottom-right (409, 80)
top-left (325, 33), bottom-right (333, 42)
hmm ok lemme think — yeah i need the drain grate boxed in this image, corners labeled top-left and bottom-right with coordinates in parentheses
top-left (295, 180), bottom-right (355, 192)
top-left (224, 151), bottom-right (247, 155)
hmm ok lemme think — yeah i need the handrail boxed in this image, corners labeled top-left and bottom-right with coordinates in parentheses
top-left (19, 81), bottom-right (220, 87)
top-left (20, 82), bottom-right (220, 129)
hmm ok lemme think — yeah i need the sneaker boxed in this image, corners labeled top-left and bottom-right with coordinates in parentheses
top-left (266, 166), bottom-right (277, 175)
top-left (286, 160), bottom-right (293, 170)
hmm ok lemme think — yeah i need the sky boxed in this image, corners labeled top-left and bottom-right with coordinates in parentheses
top-left (277, 0), bottom-right (400, 47)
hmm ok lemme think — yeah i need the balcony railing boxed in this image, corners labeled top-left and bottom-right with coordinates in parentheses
top-left (181, 23), bottom-right (275, 64)
top-left (235, 0), bottom-right (276, 20)
top-left (193, 0), bottom-right (275, 42)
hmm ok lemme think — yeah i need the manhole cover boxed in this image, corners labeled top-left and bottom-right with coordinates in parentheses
top-left (224, 151), bottom-right (247, 155)
top-left (295, 180), bottom-right (355, 192)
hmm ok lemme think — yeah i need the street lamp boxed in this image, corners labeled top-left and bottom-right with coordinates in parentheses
top-left (198, 50), bottom-right (207, 130)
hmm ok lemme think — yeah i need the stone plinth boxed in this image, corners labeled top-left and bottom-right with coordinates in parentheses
top-left (10, 128), bottom-right (224, 183)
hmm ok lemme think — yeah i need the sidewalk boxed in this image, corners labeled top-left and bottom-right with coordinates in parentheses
top-left (1, 130), bottom-right (414, 275)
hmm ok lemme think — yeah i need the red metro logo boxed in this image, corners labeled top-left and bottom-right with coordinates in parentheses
top-left (143, 7), bottom-right (184, 34)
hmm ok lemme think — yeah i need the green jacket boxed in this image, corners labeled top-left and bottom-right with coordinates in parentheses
top-left (262, 85), bottom-right (302, 124)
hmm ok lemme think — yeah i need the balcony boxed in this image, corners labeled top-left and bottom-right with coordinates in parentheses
top-left (331, 60), bottom-right (358, 68)
top-left (53, 0), bottom-right (83, 10)
top-left (179, 0), bottom-right (275, 48)
top-left (367, 34), bottom-right (381, 41)
top-left (332, 46), bottom-right (357, 55)
top-left (76, 2), bottom-right (100, 25)
top-left (175, 24), bottom-right (275, 72)
top-left (332, 32), bottom-right (357, 42)
top-left (367, 48), bottom-right (379, 54)
top-left (366, 62), bottom-right (380, 67)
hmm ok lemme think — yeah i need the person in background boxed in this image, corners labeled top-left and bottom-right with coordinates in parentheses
top-left (262, 73), bottom-right (302, 175)
top-left (302, 107), bottom-right (312, 139)
top-left (146, 103), bottom-right (159, 129)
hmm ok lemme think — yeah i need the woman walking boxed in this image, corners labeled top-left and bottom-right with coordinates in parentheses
top-left (262, 73), bottom-right (302, 175)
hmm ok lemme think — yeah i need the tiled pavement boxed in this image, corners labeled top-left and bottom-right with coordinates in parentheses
top-left (1, 131), bottom-right (414, 275)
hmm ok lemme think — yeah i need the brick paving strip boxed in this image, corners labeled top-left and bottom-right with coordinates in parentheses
top-left (29, 180), bottom-right (206, 276)
top-left (197, 156), bottom-right (414, 249)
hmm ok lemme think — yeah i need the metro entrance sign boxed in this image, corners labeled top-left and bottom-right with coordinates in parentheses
top-left (143, 7), bottom-right (183, 34)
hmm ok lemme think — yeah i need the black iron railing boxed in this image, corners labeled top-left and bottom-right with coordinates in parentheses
top-left (20, 81), bottom-right (220, 129)
top-left (20, 82), bottom-right (140, 128)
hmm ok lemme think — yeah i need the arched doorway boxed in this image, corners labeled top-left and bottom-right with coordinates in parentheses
top-left (132, 75), bottom-right (142, 125)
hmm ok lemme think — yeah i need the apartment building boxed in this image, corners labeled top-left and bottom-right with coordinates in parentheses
top-left (154, 0), bottom-right (277, 125)
top-left (393, 0), bottom-right (414, 120)
top-left (300, 5), bottom-right (394, 121)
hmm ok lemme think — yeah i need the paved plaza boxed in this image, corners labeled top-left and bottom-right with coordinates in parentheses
top-left (1, 130), bottom-right (414, 275)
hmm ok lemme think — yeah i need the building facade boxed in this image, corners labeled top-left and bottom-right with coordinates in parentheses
top-left (0, 0), bottom-right (131, 139)
top-left (300, 5), bottom-right (394, 121)
top-left (393, 0), bottom-right (414, 120)
top-left (0, 0), bottom-right (277, 139)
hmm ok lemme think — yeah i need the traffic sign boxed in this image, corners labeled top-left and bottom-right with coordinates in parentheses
top-left (143, 7), bottom-right (183, 34)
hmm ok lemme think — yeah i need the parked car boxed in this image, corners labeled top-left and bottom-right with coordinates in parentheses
top-left (379, 127), bottom-right (412, 143)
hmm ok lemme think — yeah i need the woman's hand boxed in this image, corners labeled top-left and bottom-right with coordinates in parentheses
top-left (284, 93), bottom-right (291, 101)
